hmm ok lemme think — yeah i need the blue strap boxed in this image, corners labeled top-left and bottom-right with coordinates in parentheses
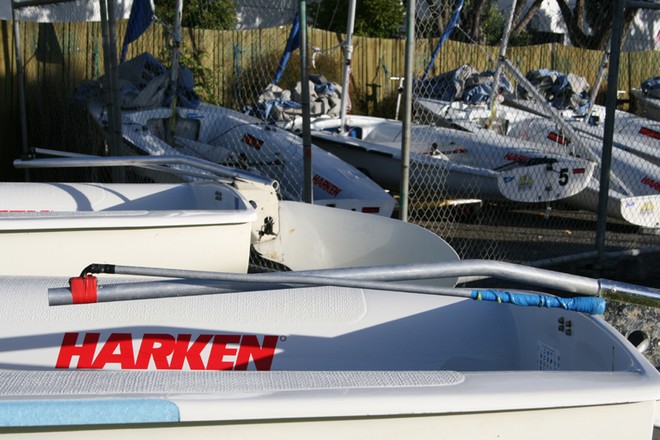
top-left (470, 290), bottom-right (606, 315)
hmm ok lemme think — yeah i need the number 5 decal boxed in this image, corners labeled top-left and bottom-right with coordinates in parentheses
top-left (559, 168), bottom-right (569, 186)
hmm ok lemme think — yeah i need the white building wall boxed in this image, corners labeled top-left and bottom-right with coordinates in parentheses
top-left (496, 0), bottom-right (660, 50)
top-left (0, 0), bottom-right (133, 22)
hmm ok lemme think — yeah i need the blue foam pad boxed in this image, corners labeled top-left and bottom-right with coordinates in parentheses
top-left (0, 398), bottom-right (180, 427)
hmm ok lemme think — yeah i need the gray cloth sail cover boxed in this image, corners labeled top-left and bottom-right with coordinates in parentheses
top-left (641, 76), bottom-right (660, 99)
top-left (75, 52), bottom-right (200, 110)
top-left (413, 64), bottom-right (513, 105)
top-left (250, 74), bottom-right (348, 123)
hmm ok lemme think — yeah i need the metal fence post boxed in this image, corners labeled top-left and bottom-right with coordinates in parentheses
top-left (400, 0), bottom-right (415, 222)
top-left (596, 0), bottom-right (625, 266)
top-left (299, 0), bottom-right (312, 204)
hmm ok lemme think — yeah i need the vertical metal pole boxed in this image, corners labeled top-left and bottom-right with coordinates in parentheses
top-left (488, 0), bottom-right (516, 124)
top-left (596, 0), bottom-right (624, 265)
top-left (103, 0), bottom-right (125, 181)
top-left (400, 0), bottom-right (415, 221)
top-left (300, 0), bottom-right (313, 203)
top-left (584, 44), bottom-right (610, 123)
top-left (99, 0), bottom-right (123, 163)
top-left (338, 0), bottom-right (356, 132)
top-left (99, 0), bottom-right (112, 153)
top-left (11, 1), bottom-right (30, 181)
top-left (166, 0), bottom-right (183, 146)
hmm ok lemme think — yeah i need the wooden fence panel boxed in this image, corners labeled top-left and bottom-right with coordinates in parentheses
top-left (0, 20), bottom-right (19, 180)
top-left (506, 44), bottom-right (554, 79)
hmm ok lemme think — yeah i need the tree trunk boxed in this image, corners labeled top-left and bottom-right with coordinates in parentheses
top-left (556, 0), bottom-right (639, 50)
top-left (512, 0), bottom-right (544, 35)
top-left (470, 0), bottom-right (491, 43)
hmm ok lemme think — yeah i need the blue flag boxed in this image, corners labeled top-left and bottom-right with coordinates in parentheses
top-left (121, 0), bottom-right (155, 63)
top-left (273, 12), bottom-right (300, 84)
top-left (422, 0), bottom-right (464, 81)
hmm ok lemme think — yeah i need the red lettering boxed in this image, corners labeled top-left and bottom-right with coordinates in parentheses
top-left (242, 134), bottom-right (263, 149)
top-left (91, 333), bottom-right (135, 369)
top-left (547, 132), bottom-right (571, 145)
top-left (57, 332), bottom-right (279, 370)
top-left (170, 334), bottom-right (213, 370)
top-left (504, 152), bottom-right (530, 163)
top-left (640, 127), bottom-right (660, 139)
top-left (207, 335), bottom-right (241, 370)
top-left (0, 210), bottom-right (50, 213)
top-left (313, 174), bottom-right (342, 197)
top-left (135, 334), bottom-right (175, 369)
top-left (642, 177), bottom-right (660, 192)
top-left (235, 335), bottom-right (279, 371)
top-left (56, 332), bottom-right (99, 369)
top-left (441, 147), bottom-right (466, 155)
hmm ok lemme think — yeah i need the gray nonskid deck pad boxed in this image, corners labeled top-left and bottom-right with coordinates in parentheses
top-left (0, 370), bottom-right (464, 397)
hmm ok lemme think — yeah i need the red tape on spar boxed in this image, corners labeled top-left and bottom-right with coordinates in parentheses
top-left (69, 275), bottom-right (98, 304)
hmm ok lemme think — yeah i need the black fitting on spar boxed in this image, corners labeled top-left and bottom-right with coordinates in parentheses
top-left (80, 264), bottom-right (116, 277)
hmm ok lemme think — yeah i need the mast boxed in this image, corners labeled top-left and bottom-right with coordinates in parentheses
top-left (166, 0), bottom-right (183, 145)
top-left (487, 0), bottom-right (516, 126)
top-left (400, 0), bottom-right (415, 222)
top-left (596, 0), bottom-right (625, 265)
top-left (584, 43), bottom-right (610, 124)
top-left (338, 0), bottom-right (356, 132)
top-left (492, 1), bottom-right (590, 159)
top-left (299, 1), bottom-right (313, 203)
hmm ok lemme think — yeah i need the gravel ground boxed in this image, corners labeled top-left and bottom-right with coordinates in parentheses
top-left (412, 203), bottom-right (660, 269)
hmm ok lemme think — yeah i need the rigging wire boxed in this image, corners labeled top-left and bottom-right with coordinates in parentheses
top-left (452, 24), bottom-right (496, 66)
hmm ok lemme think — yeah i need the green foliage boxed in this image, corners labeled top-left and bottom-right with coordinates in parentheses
top-left (153, 0), bottom-right (235, 103)
top-left (274, 51), bottom-right (344, 92)
top-left (182, 49), bottom-right (221, 105)
top-left (508, 31), bottom-right (533, 47)
top-left (154, 0), bottom-right (237, 30)
top-left (462, 0), bottom-right (505, 45)
top-left (442, 0), bottom-right (499, 45)
top-left (158, 46), bottom-right (221, 105)
top-left (354, 87), bottom-right (401, 118)
top-left (312, 0), bottom-right (405, 38)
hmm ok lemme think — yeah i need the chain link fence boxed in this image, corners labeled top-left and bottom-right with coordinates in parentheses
top-left (2, 0), bottom-right (659, 271)
top-left (410, 0), bottom-right (660, 265)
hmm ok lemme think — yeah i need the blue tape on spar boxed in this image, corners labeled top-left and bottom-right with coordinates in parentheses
top-left (470, 289), bottom-right (606, 315)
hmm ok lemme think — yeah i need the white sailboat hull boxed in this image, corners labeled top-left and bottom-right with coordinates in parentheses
top-left (0, 383), bottom-right (653, 440)
top-left (0, 276), bottom-right (658, 439)
top-left (1, 152), bottom-right (657, 438)
top-left (0, 182), bottom-right (256, 276)
top-left (632, 87), bottom-right (660, 123)
top-left (503, 99), bottom-right (660, 167)
top-left (506, 115), bottom-right (660, 228)
top-left (0, 178), bottom-right (458, 277)
top-left (252, 200), bottom-right (458, 273)
top-left (416, 95), bottom-right (660, 167)
top-left (89, 101), bottom-right (397, 217)
top-left (414, 97), bottom-right (660, 227)
top-left (566, 183), bottom-right (660, 228)
top-left (294, 115), bottom-right (594, 204)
